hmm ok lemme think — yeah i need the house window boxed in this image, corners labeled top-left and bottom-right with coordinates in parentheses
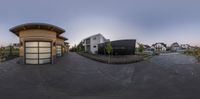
top-left (86, 39), bottom-right (90, 44)
top-left (93, 46), bottom-right (96, 48)
top-left (93, 37), bottom-right (96, 40)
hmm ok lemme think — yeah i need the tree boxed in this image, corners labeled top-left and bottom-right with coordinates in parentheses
top-left (196, 48), bottom-right (200, 62)
top-left (69, 44), bottom-right (77, 52)
top-left (0, 47), bottom-right (5, 62)
top-left (77, 42), bottom-right (85, 52)
top-left (105, 42), bottom-right (113, 63)
top-left (138, 43), bottom-right (144, 53)
top-left (9, 44), bottom-right (13, 56)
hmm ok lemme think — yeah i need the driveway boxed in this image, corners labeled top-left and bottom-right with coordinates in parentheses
top-left (150, 53), bottom-right (198, 66)
top-left (0, 52), bottom-right (200, 99)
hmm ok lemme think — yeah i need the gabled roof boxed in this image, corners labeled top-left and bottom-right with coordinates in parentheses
top-left (64, 42), bottom-right (69, 44)
top-left (171, 42), bottom-right (179, 47)
top-left (180, 44), bottom-right (190, 46)
top-left (152, 43), bottom-right (167, 48)
top-left (82, 33), bottom-right (105, 41)
top-left (144, 45), bottom-right (151, 48)
top-left (10, 23), bottom-right (65, 36)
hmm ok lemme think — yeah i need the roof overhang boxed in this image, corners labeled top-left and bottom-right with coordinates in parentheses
top-left (10, 23), bottom-right (65, 36)
top-left (58, 36), bottom-right (68, 41)
top-left (64, 42), bottom-right (69, 44)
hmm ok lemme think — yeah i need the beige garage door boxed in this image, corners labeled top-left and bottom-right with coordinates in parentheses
top-left (25, 41), bottom-right (52, 64)
top-left (56, 45), bottom-right (62, 56)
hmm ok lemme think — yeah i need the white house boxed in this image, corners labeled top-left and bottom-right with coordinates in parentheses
top-left (180, 44), bottom-right (190, 50)
top-left (152, 43), bottom-right (167, 52)
top-left (13, 43), bottom-right (20, 49)
top-left (82, 33), bottom-right (109, 54)
top-left (143, 45), bottom-right (151, 51)
top-left (170, 42), bottom-right (180, 52)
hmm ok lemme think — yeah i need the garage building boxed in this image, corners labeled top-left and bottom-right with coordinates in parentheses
top-left (10, 23), bottom-right (68, 64)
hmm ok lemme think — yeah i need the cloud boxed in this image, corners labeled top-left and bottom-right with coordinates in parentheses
top-left (0, 0), bottom-right (200, 47)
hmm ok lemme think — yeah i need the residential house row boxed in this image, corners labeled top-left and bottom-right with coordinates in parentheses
top-left (143, 42), bottom-right (193, 53)
top-left (81, 33), bottom-right (136, 55)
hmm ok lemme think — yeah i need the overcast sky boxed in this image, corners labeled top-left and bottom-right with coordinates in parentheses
top-left (0, 0), bottom-right (200, 47)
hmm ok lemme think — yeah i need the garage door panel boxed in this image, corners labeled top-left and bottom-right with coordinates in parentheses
top-left (39, 42), bottom-right (51, 47)
top-left (26, 54), bottom-right (38, 58)
top-left (39, 54), bottom-right (51, 58)
top-left (56, 46), bottom-right (62, 48)
top-left (39, 48), bottom-right (51, 53)
top-left (56, 46), bottom-right (62, 56)
top-left (26, 59), bottom-right (38, 64)
top-left (26, 48), bottom-right (38, 53)
top-left (39, 59), bottom-right (51, 64)
top-left (26, 42), bottom-right (38, 47)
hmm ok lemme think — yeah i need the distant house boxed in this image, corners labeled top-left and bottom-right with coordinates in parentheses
top-left (141, 44), bottom-right (154, 55)
top-left (143, 45), bottom-right (151, 51)
top-left (82, 33), bottom-right (109, 54)
top-left (13, 43), bottom-right (20, 49)
top-left (4, 43), bottom-right (20, 50)
top-left (180, 44), bottom-right (190, 50)
top-left (152, 43), bottom-right (167, 52)
top-left (170, 42), bottom-right (180, 52)
top-left (98, 39), bottom-right (136, 55)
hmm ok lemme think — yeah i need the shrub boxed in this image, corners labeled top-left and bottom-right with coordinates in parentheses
top-left (0, 47), bottom-right (19, 62)
top-left (138, 43), bottom-right (144, 53)
top-left (186, 48), bottom-right (200, 62)
top-left (0, 48), bottom-right (6, 61)
top-left (105, 42), bottom-right (113, 55)
top-left (105, 42), bottom-right (113, 63)
top-left (184, 49), bottom-right (195, 55)
top-left (196, 48), bottom-right (200, 62)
